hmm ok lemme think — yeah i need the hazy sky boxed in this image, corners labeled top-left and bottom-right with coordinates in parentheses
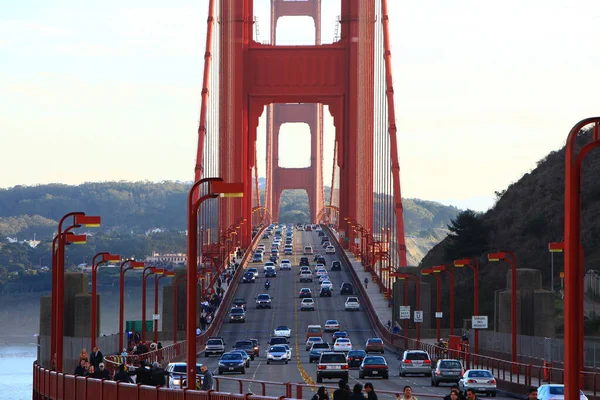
top-left (1, 0), bottom-right (599, 211)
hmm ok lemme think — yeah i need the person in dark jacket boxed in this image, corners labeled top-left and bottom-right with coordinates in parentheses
top-left (443, 385), bottom-right (466, 400)
top-left (200, 364), bottom-right (214, 391)
top-left (349, 383), bottom-right (364, 400)
top-left (364, 383), bottom-right (377, 400)
top-left (94, 363), bottom-right (111, 380)
top-left (74, 359), bottom-right (86, 376)
top-left (132, 360), bottom-right (153, 385)
top-left (90, 346), bottom-right (104, 369)
top-left (311, 386), bottom-right (329, 400)
top-left (333, 379), bottom-right (349, 400)
top-left (114, 364), bottom-right (133, 383)
top-left (151, 362), bottom-right (169, 387)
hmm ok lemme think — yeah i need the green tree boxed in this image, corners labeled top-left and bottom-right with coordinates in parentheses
top-left (444, 209), bottom-right (488, 259)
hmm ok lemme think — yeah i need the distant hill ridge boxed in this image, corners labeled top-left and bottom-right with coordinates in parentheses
top-left (0, 181), bottom-right (460, 264)
top-left (420, 127), bottom-right (600, 332)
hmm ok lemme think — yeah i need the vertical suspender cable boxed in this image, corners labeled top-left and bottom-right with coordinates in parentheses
top-left (380, 0), bottom-right (407, 267)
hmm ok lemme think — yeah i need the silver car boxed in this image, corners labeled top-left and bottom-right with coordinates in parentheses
top-left (537, 385), bottom-right (588, 400)
top-left (266, 345), bottom-right (290, 364)
top-left (399, 350), bottom-right (432, 376)
top-left (458, 369), bottom-right (497, 397)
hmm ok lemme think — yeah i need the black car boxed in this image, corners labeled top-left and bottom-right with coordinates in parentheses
top-left (299, 257), bottom-right (310, 266)
top-left (269, 255), bottom-right (278, 263)
top-left (359, 356), bottom-right (389, 379)
top-left (265, 268), bottom-right (277, 278)
top-left (340, 282), bottom-right (353, 295)
top-left (233, 299), bottom-right (247, 310)
top-left (318, 231), bottom-right (325, 237)
top-left (331, 261), bottom-right (342, 271)
top-left (269, 337), bottom-right (288, 346)
top-left (319, 287), bottom-right (332, 297)
top-left (346, 350), bottom-right (367, 368)
top-left (218, 352), bottom-right (246, 374)
top-left (313, 254), bottom-right (322, 262)
top-left (233, 340), bottom-right (255, 360)
top-left (255, 293), bottom-right (273, 309)
top-left (299, 288), bottom-right (312, 298)
top-left (316, 256), bottom-right (326, 265)
top-left (242, 272), bottom-right (255, 283)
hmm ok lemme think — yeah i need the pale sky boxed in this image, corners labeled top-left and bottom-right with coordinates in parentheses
top-left (1, 0), bottom-right (599, 211)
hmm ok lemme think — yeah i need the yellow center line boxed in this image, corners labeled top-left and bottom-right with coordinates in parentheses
top-left (293, 228), bottom-right (316, 391)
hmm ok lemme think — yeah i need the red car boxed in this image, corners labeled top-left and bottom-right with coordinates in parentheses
top-left (365, 338), bottom-right (384, 354)
top-left (359, 356), bottom-right (389, 379)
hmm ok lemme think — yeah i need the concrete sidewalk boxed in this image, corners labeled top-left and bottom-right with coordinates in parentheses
top-left (343, 249), bottom-right (393, 329)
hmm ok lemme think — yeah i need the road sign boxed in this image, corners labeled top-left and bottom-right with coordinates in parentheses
top-left (472, 316), bottom-right (488, 329)
top-left (399, 306), bottom-right (410, 319)
top-left (354, 238), bottom-right (361, 244)
top-left (435, 312), bottom-right (443, 319)
top-left (560, 272), bottom-right (565, 278)
top-left (153, 314), bottom-right (160, 320)
top-left (414, 311), bottom-right (423, 323)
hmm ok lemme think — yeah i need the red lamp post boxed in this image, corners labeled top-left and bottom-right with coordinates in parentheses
top-left (154, 270), bottom-right (174, 344)
top-left (53, 212), bottom-right (100, 371)
top-left (488, 251), bottom-right (518, 366)
top-left (564, 118), bottom-right (600, 400)
top-left (187, 178), bottom-right (243, 389)
top-left (91, 252), bottom-right (120, 348)
top-left (396, 272), bottom-right (422, 342)
top-left (433, 265), bottom-right (455, 335)
top-left (142, 267), bottom-right (164, 343)
top-left (454, 258), bottom-right (480, 354)
top-left (119, 260), bottom-right (145, 351)
top-left (422, 268), bottom-right (442, 340)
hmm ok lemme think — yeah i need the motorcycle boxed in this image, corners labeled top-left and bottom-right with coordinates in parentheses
top-left (264, 281), bottom-right (271, 290)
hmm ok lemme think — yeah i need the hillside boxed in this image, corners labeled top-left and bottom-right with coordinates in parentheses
top-left (420, 128), bottom-right (600, 333)
top-left (0, 181), bottom-right (460, 291)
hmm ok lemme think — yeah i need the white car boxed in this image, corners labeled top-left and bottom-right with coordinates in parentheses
top-left (320, 280), bottom-right (333, 290)
top-left (345, 297), bottom-right (360, 311)
top-left (274, 326), bottom-right (291, 338)
top-left (279, 260), bottom-right (292, 270)
top-left (305, 337), bottom-right (324, 351)
top-left (333, 338), bottom-right (352, 352)
top-left (300, 298), bottom-right (315, 311)
top-left (299, 266), bottom-right (310, 275)
top-left (537, 385), bottom-right (588, 400)
top-left (324, 320), bottom-right (340, 332)
top-left (264, 262), bottom-right (275, 268)
top-left (318, 275), bottom-right (330, 283)
top-left (458, 370), bottom-right (497, 397)
top-left (315, 263), bottom-right (325, 269)
top-left (266, 345), bottom-right (290, 364)
top-left (325, 246), bottom-right (335, 254)
top-left (315, 269), bottom-right (327, 277)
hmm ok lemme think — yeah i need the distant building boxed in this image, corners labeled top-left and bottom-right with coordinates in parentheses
top-left (145, 252), bottom-right (186, 265)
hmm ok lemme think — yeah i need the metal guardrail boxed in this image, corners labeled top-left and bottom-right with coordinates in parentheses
top-left (33, 360), bottom-right (448, 400)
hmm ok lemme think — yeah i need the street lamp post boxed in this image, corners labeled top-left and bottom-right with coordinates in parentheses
top-left (53, 212), bottom-right (100, 371)
top-left (433, 265), bottom-right (455, 335)
top-left (142, 267), bottom-right (164, 344)
top-left (454, 258), bottom-right (480, 354)
top-left (549, 242), bottom-right (564, 292)
top-left (422, 268), bottom-right (442, 341)
top-left (488, 251), bottom-right (518, 366)
top-left (119, 260), bottom-right (145, 351)
top-left (396, 272), bottom-right (421, 342)
top-left (155, 271), bottom-right (174, 344)
top-left (186, 178), bottom-right (243, 389)
top-left (91, 252), bottom-right (120, 349)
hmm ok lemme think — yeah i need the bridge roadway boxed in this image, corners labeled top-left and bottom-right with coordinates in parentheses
top-left (194, 228), bottom-right (514, 400)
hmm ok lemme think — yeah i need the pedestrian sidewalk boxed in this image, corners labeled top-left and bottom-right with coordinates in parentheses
top-left (343, 249), bottom-right (393, 329)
